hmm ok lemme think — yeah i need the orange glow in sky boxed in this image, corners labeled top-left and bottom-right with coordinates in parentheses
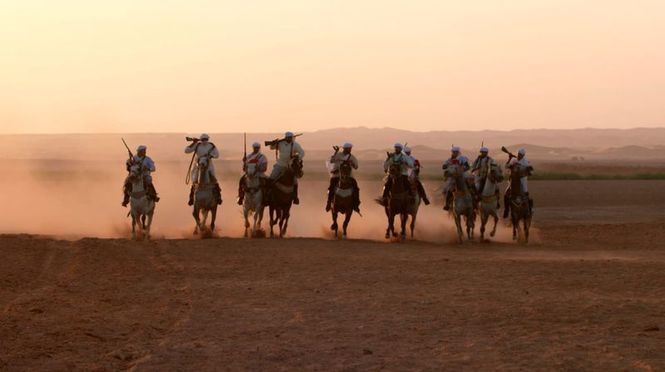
top-left (1, 0), bottom-right (664, 133)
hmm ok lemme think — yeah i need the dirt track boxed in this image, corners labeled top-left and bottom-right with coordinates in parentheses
top-left (2, 220), bottom-right (665, 371)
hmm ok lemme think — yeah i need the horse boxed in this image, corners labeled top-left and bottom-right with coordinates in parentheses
top-left (479, 163), bottom-right (504, 241)
top-left (508, 165), bottom-right (532, 243)
top-left (127, 162), bottom-right (155, 240)
top-left (330, 161), bottom-right (356, 239)
top-left (192, 155), bottom-right (219, 236)
top-left (380, 163), bottom-right (410, 241)
top-left (268, 157), bottom-right (302, 238)
top-left (448, 165), bottom-right (475, 244)
top-left (242, 163), bottom-right (266, 238)
top-left (405, 178), bottom-right (422, 239)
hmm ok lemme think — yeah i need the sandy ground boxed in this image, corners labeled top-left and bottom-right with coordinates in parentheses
top-left (2, 173), bottom-right (665, 370)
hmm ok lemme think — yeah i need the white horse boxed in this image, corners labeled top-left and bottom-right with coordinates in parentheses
top-left (479, 164), bottom-right (503, 241)
top-left (242, 163), bottom-right (265, 238)
top-left (192, 155), bottom-right (219, 236)
top-left (446, 165), bottom-right (475, 244)
top-left (128, 163), bottom-right (155, 240)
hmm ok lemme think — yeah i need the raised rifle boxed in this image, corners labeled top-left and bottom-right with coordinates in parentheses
top-left (264, 133), bottom-right (303, 147)
top-left (121, 138), bottom-right (134, 161)
top-left (501, 146), bottom-right (516, 159)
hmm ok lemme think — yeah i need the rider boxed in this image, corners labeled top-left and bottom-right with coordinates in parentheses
top-left (326, 142), bottom-right (360, 213)
top-left (185, 133), bottom-right (222, 206)
top-left (404, 146), bottom-right (430, 205)
top-left (442, 146), bottom-right (471, 211)
top-left (269, 131), bottom-right (305, 204)
top-left (381, 143), bottom-right (414, 204)
top-left (503, 148), bottom-right (534, 218)
top-left (471, 146), bottom-right (500, 207)
top-left (122, 145), bottom-right (159, 207)
top-left (237, 142), bottom-right (268, 205)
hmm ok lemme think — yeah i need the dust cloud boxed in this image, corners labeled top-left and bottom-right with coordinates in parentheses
top-left (0, 159), bottom-right (521, 243)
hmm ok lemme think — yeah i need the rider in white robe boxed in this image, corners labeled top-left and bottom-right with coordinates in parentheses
top-left (326, 143), bottom-right (360, 213)
top-left (122, 145), bottom-right (159, 206)
top-left (268, 131), bottom-right (305, 204)
top-left (442, 146), bottom-right (471, 210)
top-left (237, 142), bottom-right (269, 205)
top-left (185, 133), bottom-right (222, 205)
top-left (381, 143), bottom-right (415, 204)
top-left (405, 147), bottom-right (430, 205)
top-left (503, 148), bottom-right (534, 218)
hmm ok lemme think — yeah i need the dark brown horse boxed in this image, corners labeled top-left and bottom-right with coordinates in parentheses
top-left (380, 163), bottom-right (410, 241)
top-left (508, 166), bottom-right (532, 243)
top-left (268, 157), bottom-right (302, 238)
top-left (330, 161), bottom-right (356, 239)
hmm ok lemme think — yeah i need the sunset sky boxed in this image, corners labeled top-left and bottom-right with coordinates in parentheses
top-left (1, 0), bottom-right (664, 134)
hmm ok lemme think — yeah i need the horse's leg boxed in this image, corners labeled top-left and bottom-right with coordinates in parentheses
top-left (512, 215), bottom-right (518, 241)
top-left (145, 212), bottom-right (154, 240)
top-left (387, 211), bottom-right (395, 239)
top-left (410, 213), bottom-right (416, 240)
top-left (480, 210), bottom-right (487, 241)
top-left (281, 209), bottom-right (290, 238)
top-left (192, 207), bottom-right (200, 235)
top-left (468, 210), bottom-right (476, 240)
top-left (342, 210), bottom-right (352, 239)
top-left (331, 210), bottom-right (339, 239)
top-left (524, 217), bottom-right (530, 243)
top-left (130, 213), bottom-right (137, 240)
top-left (454, 213), bottom-right (464, 244)
top-left (399, 212), bottom-right (407, 241)
top-left (210, 206), bottom-right (217, 232)
top-left (244, 206), bottom-right (250, 238)
top-left (490, 210), bottom-right (498, 237)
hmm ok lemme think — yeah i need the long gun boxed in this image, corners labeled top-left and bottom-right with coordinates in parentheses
top-left (264, 133), bottom-right (303, 147)
top-left (121, 138), bottom-right (134, 161)
top-left (243, 132), bottom-right (247, 170)
top-left (501, 146), bottom-right (516, 159)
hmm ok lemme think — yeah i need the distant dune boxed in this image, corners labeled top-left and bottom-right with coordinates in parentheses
top-left (1, 127), bottom-right (665, 161)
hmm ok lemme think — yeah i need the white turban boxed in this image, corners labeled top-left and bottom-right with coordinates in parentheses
top-left (285, 131), bottom-right (294, 138)
top-left (342, 142), bottom-right (353, 149)
top-left (404, 146), bottom-right (412, 154)
top-left (252, 142), bottom-right (261, 148)
top-left (137, 145), bottom-right (147, 152)
top-left (394, 143), bottom-right (403, 149)
top-left (451, 146), bottom-right (461, 152)
top-left (200, 133), bottom-right (210, 140)
top-left (518, 148), bottom-right (526, 156)
top-left (480, 146), bottom-right (489, 153)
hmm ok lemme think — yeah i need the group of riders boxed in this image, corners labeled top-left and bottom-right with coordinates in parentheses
top-left (121, 131), bottom-right (534, 219)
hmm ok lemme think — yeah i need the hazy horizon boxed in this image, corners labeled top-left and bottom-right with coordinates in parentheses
top-left (2, 1), bottom-right (664, 134)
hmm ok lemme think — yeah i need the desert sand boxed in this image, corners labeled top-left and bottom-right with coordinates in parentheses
top-left (1, 177), bottom-right (665, 370)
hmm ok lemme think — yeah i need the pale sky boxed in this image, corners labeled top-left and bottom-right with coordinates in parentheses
top-left (1, 0), bottom-right (664, 134)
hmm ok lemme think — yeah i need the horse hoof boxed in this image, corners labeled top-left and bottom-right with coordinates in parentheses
top-left (490, 231), bottom-right (496, 237)
top-left (342, 234), bottom-right (347, 240)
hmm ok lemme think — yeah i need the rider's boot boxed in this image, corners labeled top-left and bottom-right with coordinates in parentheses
top-left (188, 185), bottom-right (195, 206)
top-left (325, 192), bottom-right (333, 212)
top-left (147, 183), bottom-right (160, 203)
top-left (417, 181), bottom-right (430, 205)
top-left (292, 184), bottom-right (300, 205)
top-left (214, 183), bottom-right (223, 205)
top-left (443, 191), bottom-right (453, 211)
top-left (122, 193), bottom-right (130, 207)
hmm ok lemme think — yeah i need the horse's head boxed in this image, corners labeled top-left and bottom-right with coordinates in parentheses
top-left (128, 161), bottom-right (143, 181)
top-left (288, 156), bottom-right (303, 177)
top-left (339, 160), bottom-right (352, 179)
top-left (388, 161), bottom-right (402, 179)
top-left (488, 163), bottom-right (504, 183)
top-left (245, 163), bottom-right (258, 177)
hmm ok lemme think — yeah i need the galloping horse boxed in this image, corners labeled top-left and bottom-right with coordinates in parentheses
top-left (268, 157), bottom-right (302, 238)
top-left (381, 163), bottom-right (410, 241)
top-left (508, 165), bottom-right (532, 243)
top-left (479, 163), bottom-right (504, 241)
top-left (242, 163), bottom-right (266, 238)
top-left (448, 165), bottom-right (475, 243)
top-left (128, 162), bottom-right (155, 240)
top-left (330, 160), bottom-right (356, 239)
top-left (192, 155), bottom-right (219, 235)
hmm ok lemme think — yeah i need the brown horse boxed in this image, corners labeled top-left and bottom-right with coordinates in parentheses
top-left (380, 163), bottom-right (410, 241)
top-left (330, 161), bottom-right (356, 239)
top-left (268, 157), bottom-right (302, 238)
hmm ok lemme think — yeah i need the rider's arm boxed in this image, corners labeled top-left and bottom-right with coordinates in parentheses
top-left (209, 146), bottom-right (220, 159)
top-left (295, 143), bottom-right (305, 159)
top-left (184, 143), bottom-right (197, 154)
top-left (351, 155), bottom-right (359, 169)
top-left (258, 155), bottom-right (268, 173)
top-left (146, 158), bottom-right (156, 172)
